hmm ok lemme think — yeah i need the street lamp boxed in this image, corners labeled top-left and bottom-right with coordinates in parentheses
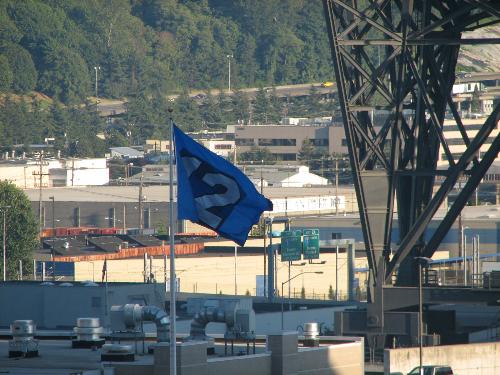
top-left (49, 196), bottom-right (55, 281)
top-left (415, 256), bottom-right (432, 375)
top-left (1, 206), bottom-right (11, 281)
top-left (226, 54), bottom-right (233, 92)
top-left (94, 66), bottom-right (101, 104)
top-left (281, 271), bottom-right (323, 330)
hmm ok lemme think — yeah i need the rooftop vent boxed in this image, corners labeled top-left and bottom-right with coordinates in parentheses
top-left (303, 322), bottom-right (320, 347)
top-left (9, 320), bottom-right (39, 358)
top-left (101, 344), bottom-right (134, 362)
top-left (72, 318), bottom-right (105, 349)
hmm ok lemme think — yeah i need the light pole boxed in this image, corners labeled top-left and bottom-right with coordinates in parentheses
top-left (1, 206), bottom-right (11, 281)
top-left (94, 66), bottom-right (101, 104)
top-left (49, 196), bottom-right (55, 281)
top-left (463, 226), bottom-right (470, 286)
top-left (226, 54), bottom-right (233, 92)
top-left (281, 271), bottom-right (323, 330)
top-left (415, 256), bottom-right (432, 375)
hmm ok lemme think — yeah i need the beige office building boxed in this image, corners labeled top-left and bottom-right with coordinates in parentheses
top-left (439, 117), bottom-right (500, 166)
top-left (233, 123), bottom-right (347, 162)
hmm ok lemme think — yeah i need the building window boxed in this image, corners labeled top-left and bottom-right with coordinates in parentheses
top-left (311, 139), bottom-right (329, 146)
top-left (236, 138), bottom-right (255, 146)
top-left (214, 144), bottom-right (232, 150)
top-left (331, 232), bottom-right (342, 240)
top-left (258, 138), bottom-right (296, 146)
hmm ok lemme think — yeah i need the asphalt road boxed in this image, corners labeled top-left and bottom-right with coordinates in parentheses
top-left (97, 82), bottom-right (336, 116)
top-left (97, 72), bottom-right (500, 117)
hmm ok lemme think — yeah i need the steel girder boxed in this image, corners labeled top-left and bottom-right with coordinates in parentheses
top-left (322, 0), bottom-right (500, 297)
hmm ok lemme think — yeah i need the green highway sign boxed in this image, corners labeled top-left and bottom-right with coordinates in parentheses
top-left (281, 230), bottom-right (302, 262)
top-left (303, 229), bottom-right (320, 259)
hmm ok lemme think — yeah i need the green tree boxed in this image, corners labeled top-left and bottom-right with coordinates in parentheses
top-left (0, 182), bottom-right (38, 280)
top-left (253, 87), bottom-right (271, 124)
top-left (297, 138), bottom-right (315, 165)
top-left (238, 146), bottom-right (274, 164)
top-left (173, 90), bottom-right (203, 132)
top-left (202, 91), bottom-right (224, 129)
top-left (2, 44), bottom-right (37, 93)
top-left (328, 285), bottom-right (334, 300)
top-left (0, 55), bottom-right (13, 91)
top-left (471, 87), bottom-right (481, 113)
top-left (231, 90), bottom-right (251, 124)
top-left (37, 42), bottom-right (91, 104)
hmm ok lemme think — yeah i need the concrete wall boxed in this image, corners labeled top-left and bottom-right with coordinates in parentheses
top-left (207, 353), bottom-right (271, 375)
top-left (151, 332), bottom-right (363, 375)
top-left (31, 200), bottom-right (174, 230)
top-left (385, 342), bottom-right (500, 375)
top-left (73, 252), bottom-right (369, 299)
top-left (173, 307), bottom-right (347, 336)
top-left (0, 282), bottom-right (165, 328)
top-left (297, 342), bottom-right (364, 375)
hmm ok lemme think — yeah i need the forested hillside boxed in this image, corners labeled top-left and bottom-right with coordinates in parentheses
top-left (1, 1), bottom-right (496, 158)
top-left (0, 0), bottom-right (331, 103)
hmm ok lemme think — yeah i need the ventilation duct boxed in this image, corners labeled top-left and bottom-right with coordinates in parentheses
top-left (186, 299), bottom-right (256, 343)
top-left (110, 304), bottom-right (170, 342)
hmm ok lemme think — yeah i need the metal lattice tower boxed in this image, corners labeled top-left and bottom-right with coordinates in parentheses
top-left (322, 0), bottom-right (500, 299)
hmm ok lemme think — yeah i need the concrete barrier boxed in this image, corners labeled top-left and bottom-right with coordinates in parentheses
top-left (385, 341), bottom-right (500, 375)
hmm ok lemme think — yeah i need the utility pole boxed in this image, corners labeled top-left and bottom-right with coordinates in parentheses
top-left (226, 54), bottom-right (233, 92)
top-left (138, 174), bottom-right (144, 234)
top-left (49, 196), bottom-right (55, 281)
top-left (261, 162), bottom-right (266, 297)
top-left (1, 206), bottom-right (11, 281)
top-left (335, 158), bottom-right (339, 215)
top-left (38, 153), bottom-right (43, 235)
top-left (33, 152), bottom-right (49, 237)
top-left (458, 213), bottom-right (463, 258)
top-left (122, 203), bottom-right (126, 231)
top-left (71, 159), bottom-right (75, 186)
top-left (94, 66), bottom-right (101, 104)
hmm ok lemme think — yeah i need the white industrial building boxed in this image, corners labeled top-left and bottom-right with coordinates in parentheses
top-left (49, 159), bottom-right (109, 187)
top-left (200, 139), bottom-right (235, 158)
top-left (0, 158), bottom-right (109, 188)
top-left (109, 146), bottom-right (144, 159)
top-left (244, 164), bottom-right (329, 188)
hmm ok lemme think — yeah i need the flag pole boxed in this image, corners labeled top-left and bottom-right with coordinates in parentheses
top-left (168, 112), bottom-right (177, 375)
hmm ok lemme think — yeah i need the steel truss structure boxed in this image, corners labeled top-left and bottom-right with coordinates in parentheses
top-left (323, 0), bottom-right (500, 344)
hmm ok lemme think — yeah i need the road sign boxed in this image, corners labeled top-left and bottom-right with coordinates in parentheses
top-left (281, 230), bottom-right (302, 261)
top-left (303, 229), bottom-right (320, 259)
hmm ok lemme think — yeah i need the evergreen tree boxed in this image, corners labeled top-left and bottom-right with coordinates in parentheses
top-left (2, 44), bottom-right (37, 93)
top-left (253, 87), bottom-right (271, 124)
top-left (0, 55), bottom-right (13, 91)
top-left (328, 285), bottom-right (334, 300)
top-left (231, 90), bottom-right (251, 124)
top-left (297, 138), bottom-right (315, 165)
top-left (202, 90), bottom-right (224, 129)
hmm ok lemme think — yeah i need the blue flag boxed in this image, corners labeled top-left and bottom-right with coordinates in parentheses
top-left (174, 125), bottom-right (273, 246)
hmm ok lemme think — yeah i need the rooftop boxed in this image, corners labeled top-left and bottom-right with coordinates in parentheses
top-left (23, 185), bottom-right (351, 203)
